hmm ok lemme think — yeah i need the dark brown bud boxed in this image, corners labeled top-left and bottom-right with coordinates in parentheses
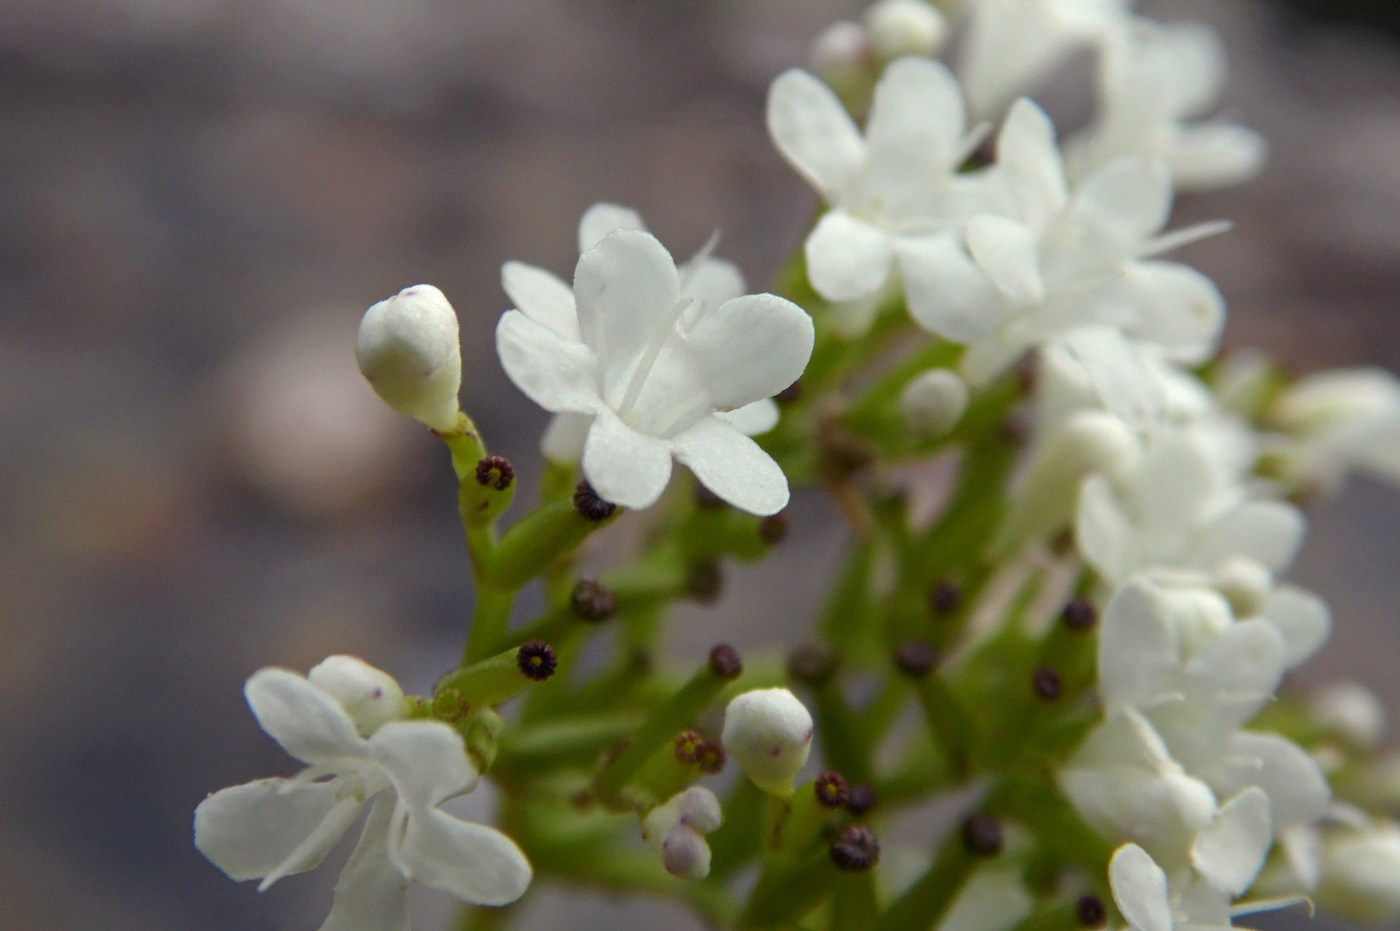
top-left (776, 381), bottom-right (803, 405)
top-left (894, 640), bottom-right (939, 678)
top-left (674, 729), bottom-right (706, 764)
top-left (1032, 667), bottom-right (1064, 701)
top-left (1001, 410), bottom-right (1030, 445)
top-left (708, 644), bottom-right (743, 680)
top-left (759, 512), bottom-right (790, 544)
top-left (686, 561), bottom-right (723, 603)
top-left (474, 455), bottom-right (515, 491)
top-left (961, 814), bottom-right (1003, 856)
top-left (1077, 894), bottom-right (1107, 928)
top-left (572, 481), bottom-right (617, 521)
top-left (814, 771), bottom-right (850, 809)
top-left (929, 581), bottom-right (962, 615)
top-left (845, 784), bottom-right (878, 816)
top-left (787, 643), bottom-right (838, 685)
top-left (516, 640), bottom-right (558, 681)
top-left (696, 741), bottom-right (726, 774)
top-left (1062, 598), bottom-right (1098, 631)
top-left (830, 825), bottom-right (880, 871)
top-left (570, 578), bottom-right (617, 622)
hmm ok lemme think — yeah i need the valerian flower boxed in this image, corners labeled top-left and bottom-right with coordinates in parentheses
top-left (496, 228), bottom-right (812, 514)
top-left (1265, 367), bottom-right (1400, 494)
top-left (194, 657), bottom-right (531, 930)
top-left (357, 284), bottom-right (463, 432)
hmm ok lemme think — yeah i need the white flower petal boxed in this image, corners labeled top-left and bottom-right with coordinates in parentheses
top-left (681, 256), bottom-right (746, 310)
top-left (1070, 158), bottom-right (1172, 257)
top-left (1099, 579), bottom-right (1180, 711)
top-left (1110, 844), bottom-right (1174, 931)
top-left (578, 202), bottom-right (647, 253)
top-left (1106, 261), bottom-right (1224, 362)
top-left (805, 211), bottom-right (895, 302)
top-left (1170, 124), bottom-right (1266, 190)
top-left (1193, 787), bottom-right (1273, 897)
top-left (501, 262), bottom-right (579, 340)
top-left (996, 99), bottom-right (1068, 226)
top-left (392, 808), bottom-right (533, 907)
top-left (582, 408), bottom-right (674, 510)
top-left (1259, 585), bottom-right (1330, 668)
top-left (318, 797), bottom-right (410, 931)
top-left (966, 214), bottom-right (1045, 304)
top-left (574, 229), bottom-right (681, 380)
top-left (1211, 732), bottom-right (1330, 829)
top-left (673, 416), bottom-right (790, 516)
top-left (1182, 620), bottom-right (1285, 726)
top-left (861, 58), bottom-right (965, 203)
top-left (1076, 474), bottom-right (1136, 582)
top-left (369, 721), bottom-right (477, 811)
top-left (245, 668), bottom-right (364, 765)
top-left (766, 69), bottom-right (866, 202)
top-left (195, 777), bottom-right (353, 884)
top-left (541, 412), bottom-right (593, 464)
top-left (686, 293), bottom-right (813, 410)
top-left (495, 310), bottom-right (600, 415)
top-left (897, 233), bottom-right (1002, 344)
top-left (718, 399), bottom-right (780, 436)
top-left (1194, 500), bottom-right (1304, 575)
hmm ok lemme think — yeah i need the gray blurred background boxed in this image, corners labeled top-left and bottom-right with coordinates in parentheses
top-left (3, 0), bottom-right (1400, 928)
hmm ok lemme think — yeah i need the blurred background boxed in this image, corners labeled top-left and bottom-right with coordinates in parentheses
top-left (2, 0), bottom-right (1400, 928)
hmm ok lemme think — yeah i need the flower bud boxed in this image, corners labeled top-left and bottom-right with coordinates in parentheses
top-left (642, 787), bottom-right (723, 880)
top-left (721, 687), bottom-right (814, 796)
top-left (899, 369), bottom-right (969, 438)
top-left (809, 21), bottom-right (871, 88)
top-left (1318, 824), bottom-right (1400, 924)
top-left (356, 284), bottom-right (462, 432)
top-left (865, 0), bottom-right (947, 60)
top-left (1311, 682), bottom-right (1387, 752)
top-left (307, 655), bottom-right (406, 736)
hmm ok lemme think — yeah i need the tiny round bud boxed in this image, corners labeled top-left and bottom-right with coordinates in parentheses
top-left (865, 0), bottom-right (947, 59)
top-left (815, 771), bottom-right (850, 809)
top-left (809, 21), bottom-right (871, 86)
top-left (697, 741), bottom-right (727, 775)
top-left (722, 687), bottom-right (814, 795)
top-left (894, 640), bottom-right (939, 678)
top-left (643, 787), bottom-right (723, 881)
top-left (1061, 598), bottom-right (1098, 631)
top-left (1077, 894), bottom-right (1107, 928)
top-left (675, 730), bottom-right (706, 765)
top-left (845, 784), bottom-right (878, 816)
top-left (356, 284), bottom-right (462, 432)
top-left (1312, 682), bottom-right (1387, 751)
top-left (474, 455), bottom-right (515, 491)
top-left (929, 581), bottom-right (962, 615)
top-left (308, 655), bottom-right (406, 736)
top-left (686, 561), bottom-right (723, 604)
top-left (1214, 555), bottom-right (1272, 617)
top-left (899, 369), bottom-right (968, 438)
top-left (961, 814), bottom-right (1003, 856)
top-left (759, 513), bottom-right (790, 544)
top-left (573, 481), bottom-right (617, 521)
top-left (570, 578), bottom-right (618, 622)
top-left (1032, 667), bottom-right (1064, 701)
top-left (517, 640), bottom-right (558, 681)
top-left (709, 644), bottom-right (743, 680)
top-left (830, 825), bottom-right (880, 871)
top-left (787, 643), bottom-right (838, 685)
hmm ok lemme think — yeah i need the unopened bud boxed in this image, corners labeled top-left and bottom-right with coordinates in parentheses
top-left (899, 369), bottom-right (968, 439)
top-left (1318, 824), bottom-right (1400, 924)
top-left (573, 481), bottom-right (617, 521)
top-left (830, 825), bottom-right (880, 871)
top-left (1213, 556), bottom-right (1273, 618)
top-left (809, 21), bottom-right (871, 88)
top-left (961, 814), bottom-right (1003, 856)
top-left (866, 0), bottom-right (948, 60)
top-left (815, 771), bottom-right (850, 809)
top-left (356, 284), bottom-right (462, 432)
top-left (642, 787), bottom-right (724, 880)
top-left (570, 579), bottom-right (618, 622)
top-left (1076, 894), bottom-right (1107, 927)
top-left (308, 655), bottom-right (406, 736)
top-left (516, 640), bottom-right (558, 681)
top-left (1311, 682), bottom-right (1387, 751)
top-left (722, 687), bottom-right (814, 795)
top-left (845, 784), bottom-right (878, 816)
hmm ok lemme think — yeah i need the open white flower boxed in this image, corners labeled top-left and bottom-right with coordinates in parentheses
top-left (1110, 843), bottom-right (1240, 931)
top-left (194, 659), bottom-right (531, 930)
top-left (496, 228), bottom-right (812, 514)
top-left (1266, 367), bottom-right (1400, 493)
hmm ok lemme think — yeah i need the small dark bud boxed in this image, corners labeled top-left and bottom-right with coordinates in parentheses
top-left (572, 481), bottom-right (617, 521)
top-left (758, 512), bottom-right (790, 544)
top-left (1050, 527), bottom-right (1076, 556)
top-left (1077, 894), bottom-right (1107, 928)
top-left (696, 741), bottom-right (726, 774)
top-left (894, 640), bottom-right (939, 678)
top-left (961, 814), bottom-right (1003, 856)
top-left (569, 578), bottom-right (617, 622)
top-left (1014, 354), bottom-right (1039, 394)
top-left (929, 581), bottom-right (962, 615)
top-left (1032, 667), bottom-right (1064, 701)
top-left (1001, 410), bottom-right (1030, 445)
top-left (709, 644), bottom-right (743, 680)
top-left (686, 561), bottom-right (723, 603)
top-left (517, 640), bottom-right (558, 681)
top-left (830, 825), bottom-right (880, 871)
top-left (815, 771), bottom-right (850, 809)
top-left (674, 729), bottom-right (706, 764)
top-left (776, 381), bottom-right (803, 405)
top-left (787, 643), bottom-right (838, 685)
top-left (1061, 598), bottom-right (1098, 632)
top-left (845, 784), bottom-right (878, 816)
top-left (695, 484), bottom-right (726, 510)
top-left (474, 455), bottom-right (515, 491)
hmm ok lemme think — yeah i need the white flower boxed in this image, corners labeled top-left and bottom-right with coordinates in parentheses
top-left (865, 0), bottom-right (948, 60)
top-left (1110, 843), bottom-right (1239, 931)
top-left (641, 786), bottom-right (724, 880)
top-left (1317, 821), bottom-right (1400, 924)
top-left (1310, 682), bottom-right (1387, 752)
top-left (496, 228), bottom-right (812, 514)
top-left (194, 659), bottom-right (531, 930)
top-left (1266, 367), bottom-right (1400, 493)
top-left (766, 57), bottom-right (994, 334)
top-left (356, 284), bottom-right (462, 432)
top-left (1071, 20), bottom-right (1266, 191)
top-left (721, 688), bottom-right (814, 795)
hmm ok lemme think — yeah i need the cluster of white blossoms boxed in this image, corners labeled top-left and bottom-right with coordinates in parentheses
top-left (197, 1), bottom-right (1400, 929)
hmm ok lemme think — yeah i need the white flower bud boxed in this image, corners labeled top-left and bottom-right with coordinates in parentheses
top-left (899, 369), bottom-right (969, 438)
top-left (865, 0), bottom-right (947, 60)
top-left (356, 284), bottom-right (462, 432)
top-left (1311, 682), bottom-right (1387, 751)
top-left (809, 21), bottom-right (871, 88)
top-left (1213, 555), bottom-right (1273, 618)
top-left (307, 655), bottom-right (406, 736)
top-left (1318, 824), bottom-right (1400, 924)
top-left (1154, 584), bottom-right (1233, 655)
top-left (642, 787), bottom-right (723, 880)
top-left (721, 688), bottom-right (813, 796)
